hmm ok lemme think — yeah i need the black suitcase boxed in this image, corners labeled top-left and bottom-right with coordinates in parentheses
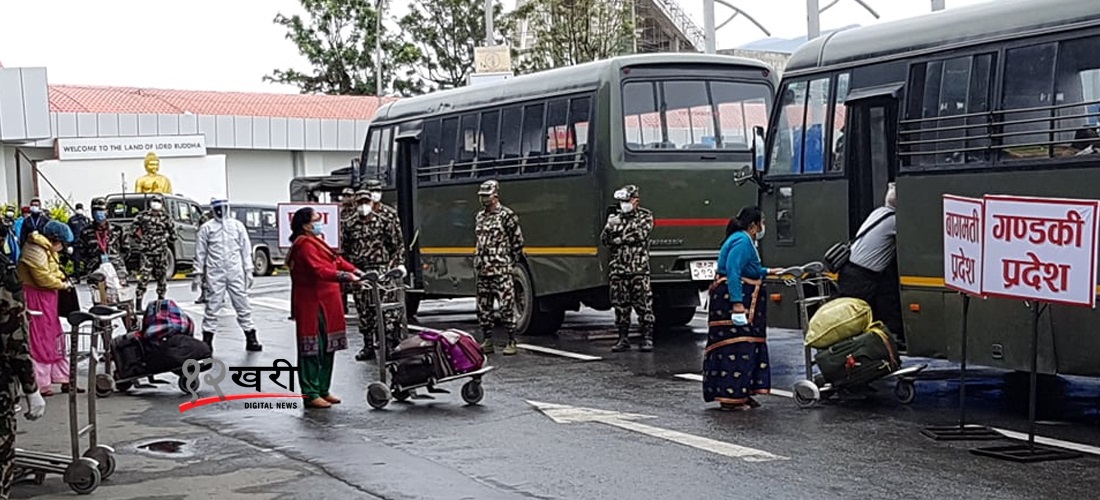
top-left (815, 321), bottom-right (900, 387)
top-left (144, 334), bottom-right (212, 374)
top-left (110, 333), bottom-right (148, 380)
top-left (391, 335), bottom-right (452, 386)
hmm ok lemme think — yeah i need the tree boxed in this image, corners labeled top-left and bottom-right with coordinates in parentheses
top-left (398, 0), bottom-right (509, 92)
top-left (265, 0), bottom-right (423, 96)
top-left (510, 0), bottom-right (635, 73)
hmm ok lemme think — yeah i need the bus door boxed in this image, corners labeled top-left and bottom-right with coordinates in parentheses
top-left (394, 128), bottom-right (423, 291)
top-left (843, 85), bottom-right (901, 232)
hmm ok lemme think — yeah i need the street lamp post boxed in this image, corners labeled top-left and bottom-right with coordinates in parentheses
top-left (485, 0), bottom-right (494, 46)
top-left (932, 0), bottom-right (946, 11)
top-left (808, 0), bottom-right (879, 40)
top-left (375, 0), bottom-right (383, 98)
top-left (704, 0), bottom-right (716, 54)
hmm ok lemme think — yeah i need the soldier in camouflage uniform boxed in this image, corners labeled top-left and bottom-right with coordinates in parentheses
top-left (338, 187), bottom-right (357, 313)
top-left (474, 180), bottom-right (525, 356)
top-left (78, 197), bottom-right (130, 281)
top-left (195, 209), bottom-right (214, 304)
top-left (131, 194), bottom-right (178, 306)
top-left (600, 185), bottom-right (655, 352)
top-left (0, 239), bottom-right (45, 499)
top-left (343, 181), bottom-right (406, 361)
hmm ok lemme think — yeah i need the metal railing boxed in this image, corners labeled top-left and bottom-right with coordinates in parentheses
top-left (646, 0), bottom-right (706, 51)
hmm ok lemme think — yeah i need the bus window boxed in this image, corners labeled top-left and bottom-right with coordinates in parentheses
top-left (421, 119), bottom-right (441, 168)
top-left (801, 78), bottom-right (831, 174)
top-left (500, 107), bottom-right (522, 160)
top-left (379, 127), bottom-right (394, 185)
top-left (902, 54), bottom-right (996, 167)
top-left (830, 73), bottom-right (850, 172)
top-left (937, 57), bottom-right (973, 160)
top-left (623, 79), bottom-right (771, 152)
top-left (456, 114), bottom-right (478, 178)
top-left (770, 81), bottom-right (807, 175)
top-left (546, 99), bottom-right (570, 158)
top-left (440, 116), bottom-right (460, 169)
top-left (363, 128), bottom-right (383, 177)
top-left (1001, 42), bottom-right (1056, 160)
top-left (1054, 36), bottom-right (1100, 155)
top-left (570, 96), bottom-right (591, 152)
top-left (479, 110), bottom-right (501, 163)
top-left (966, 54), bottom-right (995, 162)
top-left (521, 103), bottom-right (545, 158)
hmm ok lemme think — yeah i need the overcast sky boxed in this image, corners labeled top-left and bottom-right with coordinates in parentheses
top-left (0, 0), bottom-right (994, 94)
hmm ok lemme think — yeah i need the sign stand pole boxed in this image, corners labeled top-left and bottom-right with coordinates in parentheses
top-left (970, 302), bottom-right (1081, 462)
top-left (922, 293), bottom-right (1001, 441)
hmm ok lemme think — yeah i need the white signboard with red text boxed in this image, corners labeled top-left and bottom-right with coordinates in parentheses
top-left (981, 195), bottom-right (1098, 307)
top-left (943, 195), bottom-right (985, 296)
top-left (943, 194), bottom-right (1099, 307)
top-left (277, 203), bottom-right (341, 249)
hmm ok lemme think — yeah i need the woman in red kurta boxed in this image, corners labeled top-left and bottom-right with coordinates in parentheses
top-left (286, 207), bottom-right (361, 409)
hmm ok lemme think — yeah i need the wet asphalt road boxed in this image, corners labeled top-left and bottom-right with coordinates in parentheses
top-left (112, 276), bottom-right (1100, 499)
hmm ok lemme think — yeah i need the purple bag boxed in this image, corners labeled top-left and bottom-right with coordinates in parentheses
top-left (418, 328), bottom-right (485, 375)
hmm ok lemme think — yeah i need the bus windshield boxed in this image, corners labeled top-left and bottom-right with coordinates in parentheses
top-left (622, 79), bottom-right (770, 152)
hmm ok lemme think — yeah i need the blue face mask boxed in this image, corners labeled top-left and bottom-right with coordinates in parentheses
top-left (93, 211), bottom-right (106, 222)
top-left (311, 223), bottom-right (324, 236)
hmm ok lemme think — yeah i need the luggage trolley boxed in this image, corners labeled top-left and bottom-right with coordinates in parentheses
top-left (364, 268), bottom-right (494, 410)
top-left (15, 305), bottom-right (129, 495)
top-left (777, 261), bottom-right (926, 409)
top-left (85, 275), bottom-right (140, 398)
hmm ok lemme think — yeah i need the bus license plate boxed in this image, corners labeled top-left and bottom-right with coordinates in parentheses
top-left (690, 261), bottom-right (716, 281)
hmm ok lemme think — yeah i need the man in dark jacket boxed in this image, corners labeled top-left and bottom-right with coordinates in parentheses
top-left (66, 203), bottom-right (89, 279)
top-left (18, 198), bottom-right (50, 247)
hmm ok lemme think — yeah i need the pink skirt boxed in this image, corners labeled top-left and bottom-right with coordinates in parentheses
top-left (25, 285), bottom-right (64, 364)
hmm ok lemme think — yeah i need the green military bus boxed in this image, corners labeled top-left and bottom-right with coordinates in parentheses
top-left (755, 0), bottom-right (1100, 376)
top-left (359, 53), bottom-right (776, 335)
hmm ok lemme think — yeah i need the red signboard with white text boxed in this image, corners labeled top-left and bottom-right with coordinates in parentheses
top-left (943, 195), bottom-right (985, 296)
top-left (978, 195), bottom-right (1099, 308)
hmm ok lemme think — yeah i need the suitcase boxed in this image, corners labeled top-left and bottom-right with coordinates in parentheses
top-left (815, 321), bottom-right (900, 387)
top-left (390, 334), bottom-right (452, 386)
top-left (419, 328), bottom-right (485, 375)
top-left (144, 334), bottom-right (212, 374)
top-left (110, 333), bottom-right (148, 380)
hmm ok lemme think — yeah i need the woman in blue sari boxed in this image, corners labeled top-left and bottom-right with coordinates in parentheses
top-left (704, 207), bottom-right (782, 411)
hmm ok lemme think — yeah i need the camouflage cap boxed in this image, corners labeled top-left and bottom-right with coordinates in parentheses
top-left (364, 179), bottom-right (384, 191)
top-left (148, 193), bottom-right (164, 202)
top-left (477, 180), bottom-right (499, 196)
top-left (355, 189), bottom-right (371, 201)
top-left (613, 185), bottom-right (639, 201)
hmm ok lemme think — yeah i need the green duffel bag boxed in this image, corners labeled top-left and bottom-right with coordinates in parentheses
top-left (805, 297), bottom-right (872, 348)
top-left (815, 321), bottom-right (900, 388)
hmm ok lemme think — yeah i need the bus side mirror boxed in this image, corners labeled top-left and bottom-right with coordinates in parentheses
top-left (736, 126), bottom-right (772, 194)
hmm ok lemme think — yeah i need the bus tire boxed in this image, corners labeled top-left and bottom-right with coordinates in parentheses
top-left (512, 264), bottom-right (564, 336)
top-left (655, 306), bottom-right (696, 327)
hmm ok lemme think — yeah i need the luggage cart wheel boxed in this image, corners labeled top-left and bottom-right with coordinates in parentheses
top-left (461, 380), bottom-right (484, 405)
top-left (94, 374), bottom-right (113, 398)
top-left (178, 375), bottom-right (200, 395)
top-left (83, 446), bottom-right (116, 479)
top-left (64, 459), bottom-right (101, 495)
top-left (367, 382), bottom-right (391, 410)
top-left (792, 380), bottom-right (820, 409)
top-left (894, 379), bottom-right (916, 405)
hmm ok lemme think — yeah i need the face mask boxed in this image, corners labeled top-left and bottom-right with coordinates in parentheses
top-left (93, 211), bottom-right (106, 222)
top-left (30, 206), bottom-right (40, 214)
top-left (756, 225), bottom-right (766, 241)
top-left (150, 202), bottom-right (163, 211)
top-left (369, 191), bottom-right (382, 203)
top-left (4, 212), bottom-right (12, 220)
top-left (311, 222), bottom-right (324, 236)
top-left (479, 196), bottom-right (492, 207)
top-left (76, 209), bottom-right (84, 216)
top-left (732, 312), bottom-right (749, 326)
top-left (357, 204), bottom-right (372, 216)
top-left (620, 202), bottom-right (634, 214)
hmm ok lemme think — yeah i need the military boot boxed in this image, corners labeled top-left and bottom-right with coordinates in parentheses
top-left (611, 327), bottom-right (631, 352)
top-left (639, 328), bottom-right (654, 353)
top-left (480, 330), bottom-right (495, 354)
top-left (355, 337), bottom-right (377, 361)
top-left (244, 330), bottom-right (263, 352)
top-left (502, 332), bottom-right (518, 356)
top-left (202, 332), bottom-right (215, 353)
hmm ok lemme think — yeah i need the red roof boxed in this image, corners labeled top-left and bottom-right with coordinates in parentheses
top-left (47, 84), bottom-right (397, 120)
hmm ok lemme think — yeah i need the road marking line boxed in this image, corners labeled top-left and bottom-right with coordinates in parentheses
top-left (516, 344), bottom-right (602, 361)
top-left (528, 400), bottom-right (786, 462)
top-left (990, 427), bottom-right (1100, 457)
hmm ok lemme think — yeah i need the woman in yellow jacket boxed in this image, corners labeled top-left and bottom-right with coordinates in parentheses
top-left (18, 221), bottom-right (75, 396)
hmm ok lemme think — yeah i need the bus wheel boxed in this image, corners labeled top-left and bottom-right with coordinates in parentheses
top-left (512, 265), bottom-right (564, 336)
top-left (655, 306), bottom-right (696, 327)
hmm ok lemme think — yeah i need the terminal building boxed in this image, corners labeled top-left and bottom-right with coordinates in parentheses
top-left (0, 65), bottom-right (394, 207)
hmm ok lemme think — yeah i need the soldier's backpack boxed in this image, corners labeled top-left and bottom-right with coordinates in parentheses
top-left (815, 321), bottom-right (900, 387)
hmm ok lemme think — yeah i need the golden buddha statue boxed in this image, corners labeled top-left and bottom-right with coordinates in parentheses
top-left (134, 152), bottom-right (173, 193)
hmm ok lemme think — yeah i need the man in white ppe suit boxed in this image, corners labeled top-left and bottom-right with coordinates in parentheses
top-left (196, 198), bottom-right (262, 353)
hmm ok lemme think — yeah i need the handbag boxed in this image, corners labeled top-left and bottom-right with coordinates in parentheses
top-left (57, 284), bottom-right (81, 318)
top-left (824, 211), bottom-right (895, 273)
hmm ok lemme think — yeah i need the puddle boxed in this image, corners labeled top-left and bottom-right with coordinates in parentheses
top-left (137, 439), bottom-right (190, 456)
